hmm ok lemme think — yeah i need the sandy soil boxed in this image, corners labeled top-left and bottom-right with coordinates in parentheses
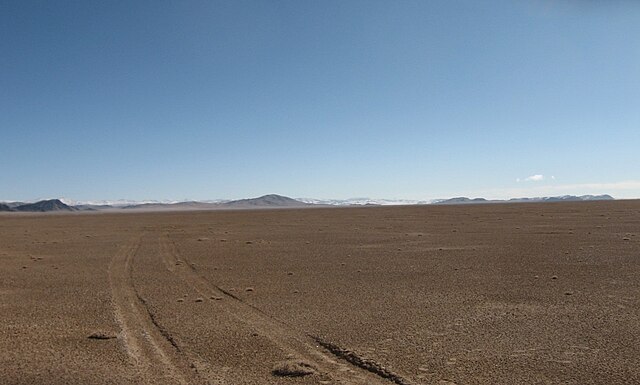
top-left (1, 201), bottom-right (639, 385)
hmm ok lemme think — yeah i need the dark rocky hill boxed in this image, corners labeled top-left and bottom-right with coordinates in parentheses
top-left (0, 203), bottom-right (13, 212)
top-left (14, 199), bottom-right (77, 212)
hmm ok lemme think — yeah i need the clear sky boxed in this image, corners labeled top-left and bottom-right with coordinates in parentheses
top-left (1, 1), bottom-right (639, 202)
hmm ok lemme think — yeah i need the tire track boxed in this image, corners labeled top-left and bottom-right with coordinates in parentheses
top-left (311, 337), bottom-right (413, 385)
top-left (161, 234), bottom-right (410, 385)
top-left (108, 234), bottom-right (197, 385)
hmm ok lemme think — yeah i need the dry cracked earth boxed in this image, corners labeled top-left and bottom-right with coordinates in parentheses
top-left (1, 201), bottom-right (639, 384)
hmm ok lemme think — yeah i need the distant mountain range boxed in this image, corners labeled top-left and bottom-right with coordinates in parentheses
top-left (119, 194), bottom-right (313, 211)
top-left (432, 195), bottom-right (614, 205)
top-left (0, 194), bottom-right (617, 213)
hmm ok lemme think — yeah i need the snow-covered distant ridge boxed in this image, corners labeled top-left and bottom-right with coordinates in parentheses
top-left (297, 197), bottom-right (433, 206)
top-left (58, 198), bottom-right (229, 207)
top-left (60, 198), bottom-right (181, 207)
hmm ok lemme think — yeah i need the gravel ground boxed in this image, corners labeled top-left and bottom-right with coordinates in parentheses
top-left (1, 201), bottom-right (639, 384)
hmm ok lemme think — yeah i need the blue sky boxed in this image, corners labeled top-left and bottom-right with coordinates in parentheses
top-left (1, 1), bottom-right (639, 201)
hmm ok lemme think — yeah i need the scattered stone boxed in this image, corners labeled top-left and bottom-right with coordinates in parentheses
top-left (88, 332), bottom-right (116, 340)
top-left (194, 297), bottom-right (204, 302)
top-left (272, 359), bottom-right (316, 377)
top-left (623, 237), bottom-right (631, 241)
top-left (210, 296), bottom-right (223, 301)
top-left (245, 287), bottom-right (254, 292)
top-left (246, 241), bottom-right (253, 244)
top-left (565, 291), bottom-right (573, 296)
top-left (552, 276), bottom-right (558, 280)
top-left (287, 272), bottom-right (294, 276)
top-left (177, 298), bottom-right (184, 302)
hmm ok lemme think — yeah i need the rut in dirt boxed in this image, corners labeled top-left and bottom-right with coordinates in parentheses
top-left (108, 234), bottom-right (208, 385)
top-left (161, 233), bottom-right (413, 385)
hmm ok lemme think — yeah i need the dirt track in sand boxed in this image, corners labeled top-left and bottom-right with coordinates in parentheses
top-left (1, 201), bottom-right (639, 384)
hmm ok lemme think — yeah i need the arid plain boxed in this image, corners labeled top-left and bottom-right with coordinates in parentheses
top-left (1, 201), bottom-right (639, 385)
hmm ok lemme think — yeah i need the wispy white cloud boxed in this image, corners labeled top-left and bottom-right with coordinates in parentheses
top-left (523, 174), bottom-right (544, 182)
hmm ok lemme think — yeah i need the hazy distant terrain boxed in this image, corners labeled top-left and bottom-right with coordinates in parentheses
top-left (0, 194), bottom-right (616, 213)
top-left (432, 194), bottom-right (614, 205)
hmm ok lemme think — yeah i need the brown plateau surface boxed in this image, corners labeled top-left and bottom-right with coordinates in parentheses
top-left (1, 201), bottom-right (639, 384)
